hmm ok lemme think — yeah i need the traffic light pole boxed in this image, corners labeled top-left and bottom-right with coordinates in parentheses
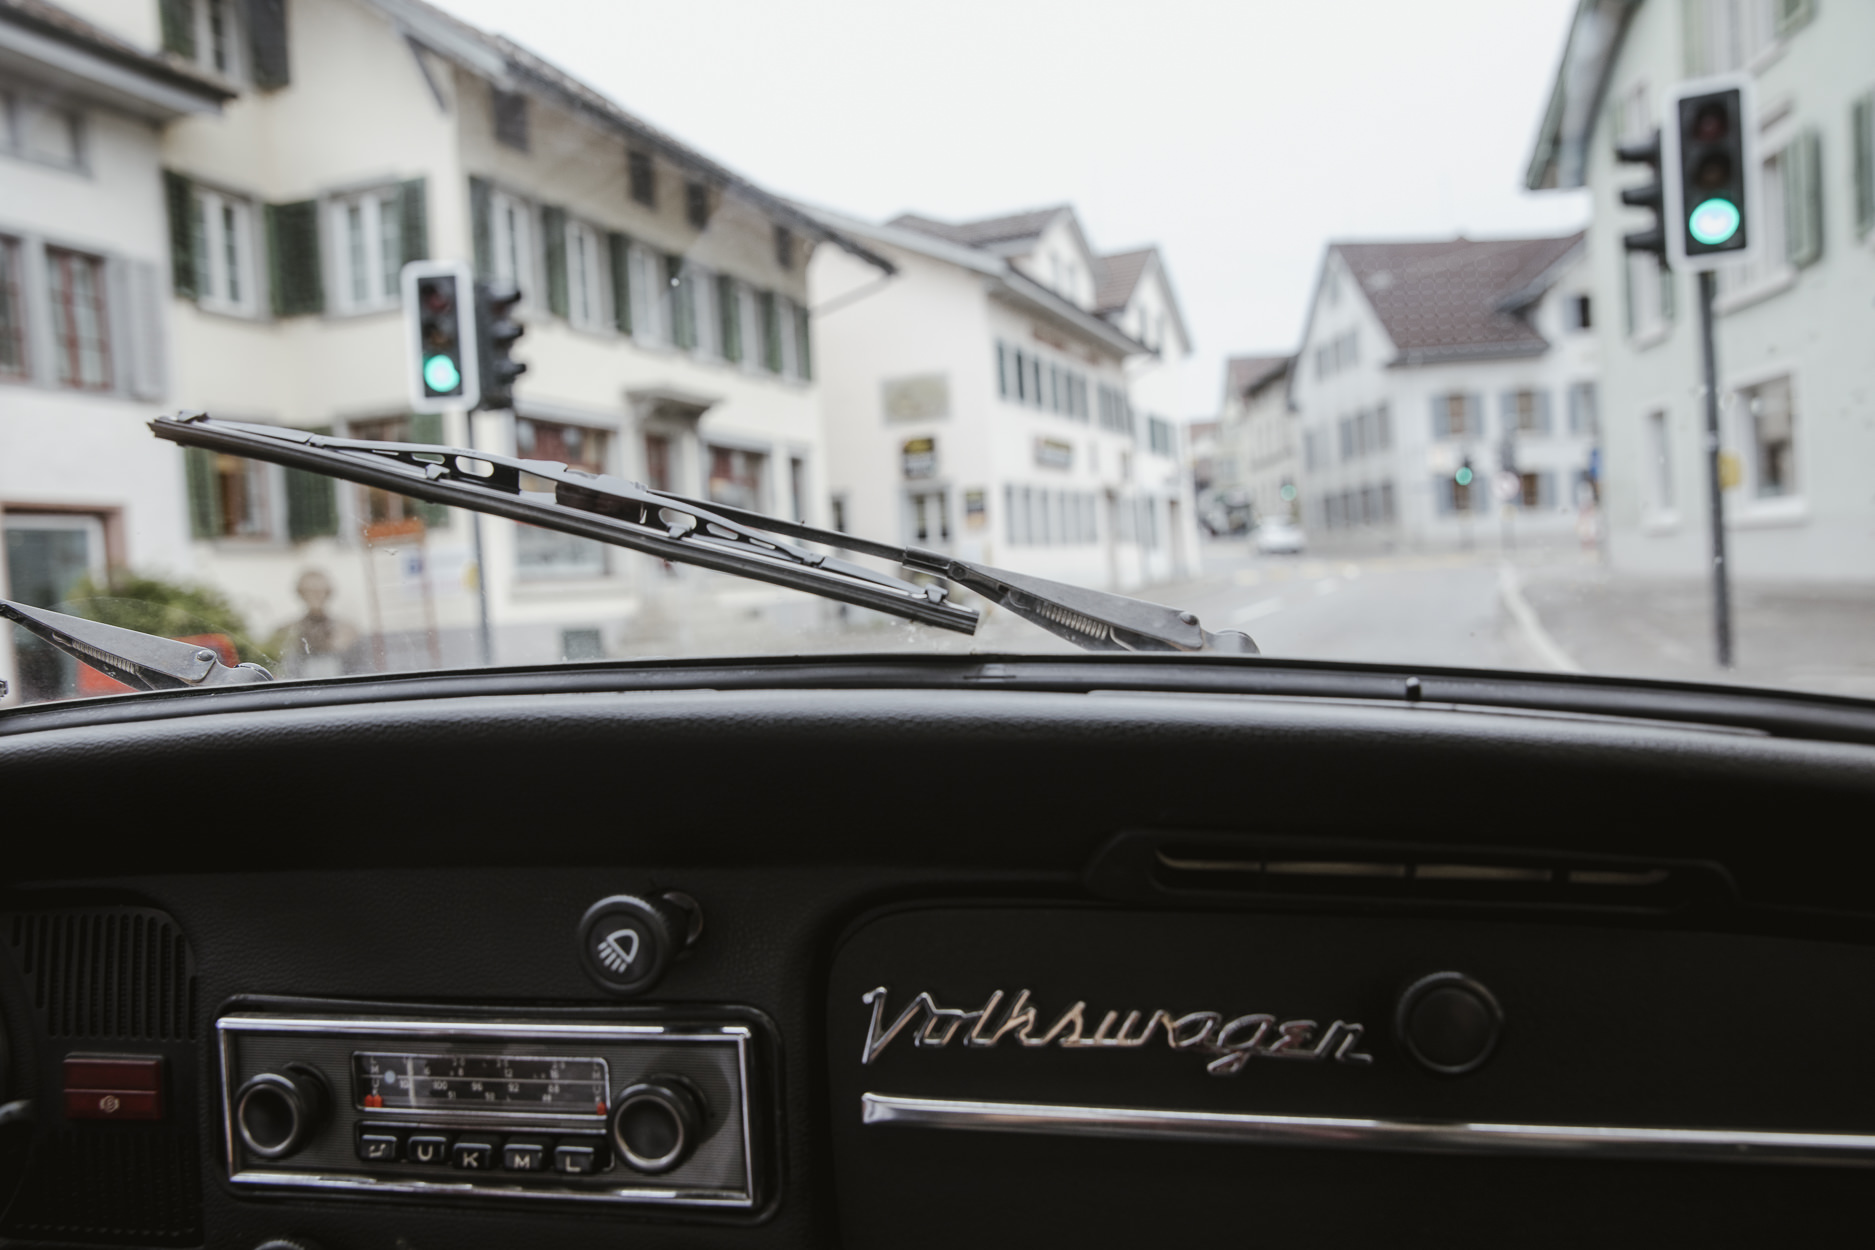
top-left (462, 405), bottom-right (494, 668)
top-left (1695, 269), bottom-right (1733, 668)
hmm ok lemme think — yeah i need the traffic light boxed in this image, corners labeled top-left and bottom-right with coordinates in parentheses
top-left (1615, 130), bottom-right (1666, 257)
top-left (474, 281), bottom-right (526, 412)
top-left (1455, 459), bottom-right (1474, 488)
top-left (1663, 75), bottom-right (1758, 270)
top-left (401, 260), bottom-right (479, 413)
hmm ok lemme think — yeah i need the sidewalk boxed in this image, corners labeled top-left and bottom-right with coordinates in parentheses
top-left (1515, 564), bottom-right (1875, 698)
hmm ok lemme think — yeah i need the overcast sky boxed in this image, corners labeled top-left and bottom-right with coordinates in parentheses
top-left (430, 0), bottom-right (1590, 417)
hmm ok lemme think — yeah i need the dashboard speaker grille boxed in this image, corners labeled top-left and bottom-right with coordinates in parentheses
top-left (8, 908), bottom-right (196, 1041)
top-left (1, 1130), bottom-right (202, 1245)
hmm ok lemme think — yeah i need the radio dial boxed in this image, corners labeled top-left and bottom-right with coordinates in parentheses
top-left (235, 1065), bottom-right (330, 1159)
top-left (610, 1077), bottom-right (703, 1174)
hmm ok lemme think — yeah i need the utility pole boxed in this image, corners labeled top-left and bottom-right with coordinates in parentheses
top-left (1696, 270), bottom-right (1732, 666)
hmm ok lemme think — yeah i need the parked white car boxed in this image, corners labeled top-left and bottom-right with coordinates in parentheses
top-left (1254, 518), bottom-right (1306, 555)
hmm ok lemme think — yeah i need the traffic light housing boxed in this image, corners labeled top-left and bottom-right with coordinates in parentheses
top-left (1662, 75), bottom-right (1758, 271)
top-left (1615, 130), bottom-right (1666, 258)
top-left (474, 280), bottom-right (526, 412)
top-left (401, 261), bottom-right (479, 413)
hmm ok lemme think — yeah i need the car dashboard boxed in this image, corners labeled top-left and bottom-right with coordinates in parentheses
top-left (2, 654), bottom-right (1873, 1247)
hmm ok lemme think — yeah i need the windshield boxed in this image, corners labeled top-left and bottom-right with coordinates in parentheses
top-left (4, 0), bottom-right (1871, 705)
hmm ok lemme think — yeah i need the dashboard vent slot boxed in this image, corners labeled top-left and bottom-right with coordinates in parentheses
top-left (1087, 832), bottom-right (1733, 915)
top-left (8, 908), bottom-right (196, 1041)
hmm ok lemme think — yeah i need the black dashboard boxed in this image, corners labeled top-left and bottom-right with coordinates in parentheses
top-left (3, 655), bottom-right (1874, 1247)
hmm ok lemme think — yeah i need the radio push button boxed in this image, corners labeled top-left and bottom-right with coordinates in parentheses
top-left (502, 1140), bottom-right (547, 1172)
top-left (355, 1126), bottom-right (401, 1162)
top-left (451, 1140), bottom-right (495, 1170)
top-left (406, 1134), bottom-right (449, 1165)
top-left (553, 1139), bottom-right (605, 1175)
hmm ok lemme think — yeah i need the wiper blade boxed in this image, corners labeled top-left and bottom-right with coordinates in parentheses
top-left (149, 413), bottom-right (1256, 654)
top-left (0, 599), bottom-right (274, 692)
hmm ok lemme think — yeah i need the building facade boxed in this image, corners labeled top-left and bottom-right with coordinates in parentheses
top-left (1526, 0), bottom-right (1874, 581)
top-left (1290, 234), bottom-right (1602, 552)
top-left (0, 0), bottom-right (228, 704)
top-left (805, 204), bottom-right (1200, 594)
top-left (1212, 353), bottom-right (1295, 530)
top-left (116, 0), bottom-right (880, 670)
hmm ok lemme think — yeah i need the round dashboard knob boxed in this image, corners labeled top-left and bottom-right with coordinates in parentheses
top-left (577, 893), bottom-right (698, 995)
top-left (610, 1077), bottom-right (703, 1174)
top-left (1397, 972), bottom-right (1503, 1075)
top-left (235, 1065), bottom-right (329, 1159)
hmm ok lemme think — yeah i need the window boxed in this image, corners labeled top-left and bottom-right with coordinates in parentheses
top-left (1645, 409), bottom-right (1674, 511)
top-left (643, 433), bottom-right (672, 492)
top-left (489, 190), bottom-right (534, 295)
top-left (565, 220), bottom-right (609, 331)
top-left (1569, 294), bottom-right (1592, 330)
top-left (1855, 91), bottom-right (1875, 239)
top-left (1626, 251), bottom-right (1674, 339)
top-left (329, 188), bottom-right (401, 312)
top-left (1373, 403), bottom-right (1391, 451)
top-left (628, 151), bottom-right (655, 207)
top-left (1568, 382), bottom-right (1600, 436)
top-left (2, 90), bottom-right (83, 170)
top-left (1737, 374), bottom-right (1797, 498)
top-left (1504, 389), bottom-right (1550, 435)
top-left (1717, 137), bottom-right (1805, 300)
top-left (628, 244), bottom-right (662, 342)
top-left (0, 236), bottom-right (25, 381)
top-left (515, 419), bottom-right (609, 575)
top-left (1148, 417), bottom-right (1175, 457)
top-left (1682, 0), bottom-right (1799, 76)
top-left (707, 445), bottom-right (766, 511)
top-left (1436, 473), bottom-right (1474, 515)
top-left (790, 457), bottom-right (807, 523)
top-left (1380, 479), bottom-right (1396, 522)
top-left (663, 255), bottom-right (695, 350)
top-left (492, 89), bottom-right (528, 151)
top-left (188, 451), bottom-right (272, 538)
top-left (759, 291), bottom-right (781, 373)
top-left (195, 0), bottom-right (243, 79)
top-left (791, 298), bottom-right (812, 380)
top-left (1432, 393), bottom-right (1475, 439)
top-left (686, 181), bottom-right (710, 229)
top-left (774, 224), bottom-right (793, 270)
top-left (192, 188), bottom-right (258, 314)
top-left (909, 489), bottom-right (950, 543)
top-left (46, 248), bottom-right (110, 390)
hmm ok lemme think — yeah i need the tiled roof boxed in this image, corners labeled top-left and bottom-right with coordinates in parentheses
top-left (1333, 233), bottom-right (1584, 362)
top-left (1225, 353), bottom-right (1292, 397)
top-left (889, 206), bottom-right (1067, 249)
top-left (1093, 248), bottom-right (1153, 314)
top-left (0, 0), bottom-right (232, 99)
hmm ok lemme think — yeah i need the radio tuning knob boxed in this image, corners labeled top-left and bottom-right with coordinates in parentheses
top-left (234, 1064), bottom-right (330, 1159)
top-left (610, 1076), bottom-right (703, 1174)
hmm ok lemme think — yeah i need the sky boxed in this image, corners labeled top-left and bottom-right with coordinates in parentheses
top-left (429, 0), bottom-right (1591, 417)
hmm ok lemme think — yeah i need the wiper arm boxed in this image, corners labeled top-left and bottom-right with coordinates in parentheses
top-left (149, 414), bottom-right (1256, 654)
top-left (0, 599), bottom-right (274, 692)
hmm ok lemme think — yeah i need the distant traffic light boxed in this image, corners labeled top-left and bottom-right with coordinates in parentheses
top-left (1663, 76), bottom-right (1758, 270)
top-left (474, 281), bottom-right (526, 412)
top-left (402, 261), bottom-right (479, 414)
top-left (1615, 130), bottom-right (1666, 258)
top-left (1455, 460), bottom-right (1474, 488)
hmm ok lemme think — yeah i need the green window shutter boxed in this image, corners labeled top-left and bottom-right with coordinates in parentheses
top-left (760, 290), bottom-right (780, 372)
top-left (398, 177), bottom-right (429, 266)
top-left (164, 170), bottom-right (199, 300)
top-left (469, 176), bottom-right (493, 279)
top-left (265, 200), bottom-right (323, 317)
top-left (407, 411), bottom-right (451, 528)
top-left (1784, 128), bottom-right (1824, 268)
top-left (608, 232), bottom-right (632, 334)
top-left (665, 255), bottom-right (694, 350)
top-left (793, 299), bottom-right (811, 380)
top-left (160, 0), bottom-right (195, 59)
top-left (184, 447), bottom-right (222, 538)
top-left (1853, 94), bottom-right (1875, 237)
top-left (717, 274), bottom-right (740, 362)
top-left (284, 426), bottom-right (336, 541)
top-left (541, 206), bottom-right (568, 317)
top-left (244, 0), bottom-right (290, 89)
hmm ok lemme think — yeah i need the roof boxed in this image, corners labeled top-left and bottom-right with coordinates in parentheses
top-left (890, 206), bottom-right (1068, 250)
top-left (1524, 0), bottom-right (1642, 190)
top-left (1225, 353), bottom-right (1292, 398)
top-left (1093, 248), bottom-right (1153, 315)
top-left (0, 0), bottom-right (232, 113)
top-left (1329, 233), bottom-right (1585, 364)
top-left (373, 0), bottom-right (892, 272)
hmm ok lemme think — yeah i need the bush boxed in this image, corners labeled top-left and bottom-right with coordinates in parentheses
top-left (62, 572), bottom-right (272, 665)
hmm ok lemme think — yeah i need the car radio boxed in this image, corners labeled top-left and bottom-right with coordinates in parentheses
top-left (217, 1009), bottom-right (763, 1209)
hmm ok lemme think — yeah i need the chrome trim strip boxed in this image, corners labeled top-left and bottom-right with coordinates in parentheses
top-left (226, 1169), bottom-right (754, 1207)
top-left (860, 1093), bottom-right (1875, 1167)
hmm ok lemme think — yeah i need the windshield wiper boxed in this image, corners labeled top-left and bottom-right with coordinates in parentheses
top-left (0, 599), bottom-right (274, 693)
top-left (149, 413), bottom-right (1257, 655)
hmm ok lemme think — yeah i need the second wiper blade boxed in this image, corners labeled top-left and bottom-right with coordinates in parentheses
top-left (151, 414), bottom-right (979, 635)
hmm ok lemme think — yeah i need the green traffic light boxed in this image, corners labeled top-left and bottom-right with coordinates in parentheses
top-left (1688, 197), bottom-right (1741, 246)
top-left (423, 353), bottom-right (461, 393)
top-left (1455, 466), bottom-right (1473, 486)
top-left (1279, 483), bottom-right (1297, 502)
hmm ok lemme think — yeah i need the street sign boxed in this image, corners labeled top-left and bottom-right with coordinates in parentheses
top-left (1494, 471), bottom-right (1522, 504)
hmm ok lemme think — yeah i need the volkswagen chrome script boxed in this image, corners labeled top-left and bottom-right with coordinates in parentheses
top-left (860, 987), bottom-right (1374, 1075)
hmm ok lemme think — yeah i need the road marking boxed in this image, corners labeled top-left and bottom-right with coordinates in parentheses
top-left (1498, 564), bottom-right (1583, 674)
top-left (1230, 598), bottom-right (1286, 625)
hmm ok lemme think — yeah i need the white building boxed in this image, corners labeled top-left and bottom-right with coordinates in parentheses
top-left (1214, 353), bottom-right (1295, 528)
top-left (85, 0), bottom-right (886, 671)
top-left (0, 0), bottom-right (228, 703)
top-left (1291, 234), bottom-right (1602, 552)
top-left (1525, 0), bottom-right (1875, 581)
top-left (805, 204), bottom-right (1201, 593)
